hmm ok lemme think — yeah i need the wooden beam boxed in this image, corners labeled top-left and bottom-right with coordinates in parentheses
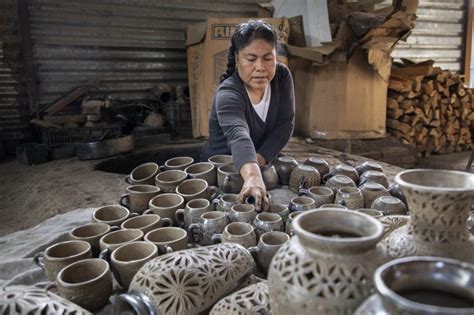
top-left (17, 0), bottom-right (39, 118)
top-left (465, 0), bottom-right (473, 86)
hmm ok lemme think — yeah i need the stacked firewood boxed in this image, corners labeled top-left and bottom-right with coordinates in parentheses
top-left (386, 60), bottom-right (473, 157)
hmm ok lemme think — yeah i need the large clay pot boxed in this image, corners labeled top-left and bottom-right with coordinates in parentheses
top-left (382, 169), bottom-right (474, 263)
top-left (211, 281), bottom-right (270, 315)
top-left (0, 285), bottom-right (91, 315)
top-left (115, 243), bottom-right (255, 314)
top-left (268, 209), bottom-right (387, 315)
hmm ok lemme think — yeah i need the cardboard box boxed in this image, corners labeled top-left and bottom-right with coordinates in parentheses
top-left (286, 0), bottom-right (418, 139)
top-left (186, 18), bottom-right (289, 138)
top-left (290, 49), bottom-right (389, 139)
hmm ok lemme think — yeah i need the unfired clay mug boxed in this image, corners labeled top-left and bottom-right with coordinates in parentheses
top-left (189, 211), bottom-right (228, 245)
top-left (175, 178), bottom-right (219, 203)
top-left (69, 223), bottom-right (117, 256)
top-left (110, 241), bottom-right (158, 289)
top-left (120, 185), bottom-right (160, 214)
top-left (175, 198), bottom-right (213, 229)
top-left (299, 186), bottom-right (335, 208)
top-left (57, 258), bottom-right (112, 312)
top-left (212, 193), bottom-right (239, 212)
top-left (229, 204), bottom-right (257, 224)
top-left (303, 157), bottom-right (330, 177)
top-left (144, 227), bottom-right (188, 254)
top-left (125, 163), bottom-right (160, 185)
top-left (335, 187), bottom-right (365, 209)
top-left (120, 213), bottom-right (172, 235)
top-left (371, 196), bottom-right (408, 215)
top-left (154, 170), bottom-right (188, 193)
top-left (34, 240), bottom-right (92, 281)
top-left (248, 231), bottom-right (290, 275)
top-left (213, 222), bottom-right (257, 248)
top-left (147, 193), bottom-right (185, 225)
top-left (253, 212), bottom-right (284, 238)
top-left (208, 154), bottom-right (233, 168)
top-left (92, 205), bottom-right (135, 227)
top-left (185, 162), bottom-right (217, 187)
top-left (164, 156), bottom-right (194, 171)
top-left (217, 164), bottom-right (244, 193)
top-left (99, 228), bottom-right (144, 252)
top-left (289, 196), bottom-right (315, 212)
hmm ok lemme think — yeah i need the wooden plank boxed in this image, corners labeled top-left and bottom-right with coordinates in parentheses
top-left (465, 0), bottom-right (472, 86)
top-left (43, 115), bottom-right (86, 124)
top-left (44, 80), bottom-right (101, 115)
top-left (18, 0), bottom-right (39, 117)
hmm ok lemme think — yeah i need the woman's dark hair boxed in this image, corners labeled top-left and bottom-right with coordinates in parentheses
top-left (220, 20), bottom-right (278, 82)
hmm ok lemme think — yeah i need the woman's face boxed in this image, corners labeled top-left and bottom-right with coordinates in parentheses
top-left (236, 38), bottom-right (276, 93)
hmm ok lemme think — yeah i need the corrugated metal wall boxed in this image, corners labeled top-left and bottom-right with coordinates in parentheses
top-left (27, 0), bottom-right (269, 107)
top-left (392, 0), bottom-right (466, 72)
top-left (0, 0), bottom-right (31, 145)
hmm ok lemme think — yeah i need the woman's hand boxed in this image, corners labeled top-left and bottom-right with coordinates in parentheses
top-left (238, 162), bottom-right (270, 212)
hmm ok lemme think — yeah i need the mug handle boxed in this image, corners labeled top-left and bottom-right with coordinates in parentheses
top-left (223, 175), bottom-right (231, 192)
top-left (125, 176), bottom-right (133, 185)
top-left (129, 212), bottom-right (139, 218)
top-left (119, 194), bottom-right (130, 208)
top-left (298, 188), bottom-right (309, 197)
top-left (175, 209), bottom-right (185, 227)
top-left (212, 198), bottom-right (220, 211)
top-left (288, 203), bottom-right (295, 213)
top-left (209, 186), bottom-right (219, 200)
top-left (160, 217), bottom-right (173, 227)
top-left (33, 252), bottom-right (45, 271)
top-left (211, 233), bottom-right (222, 244)
top-left (143, 209), bottom-right (153, 215)
top-left (115, 292), bottom-right (157, 315)
top-left (159, 165), bottom-right (166, 172)
top-left (99, 248), bottom-right (111, 262)
top-left (164, 245), bottom-right (174, 254)
top-left (188, 223), bottom-right (201, 243)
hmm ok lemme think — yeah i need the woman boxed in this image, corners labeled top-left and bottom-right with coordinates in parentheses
top-left (201, 20), bottom-right (295, 211)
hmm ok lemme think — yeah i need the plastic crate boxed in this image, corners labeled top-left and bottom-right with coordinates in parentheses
top-left (40, 123), bottom-right (123, 147)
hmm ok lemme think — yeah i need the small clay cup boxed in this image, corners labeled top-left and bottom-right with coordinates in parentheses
top-left (120, 185), bottom-right (160, 214)
top-left (212, 193), bottom-right (239, 212)
top-left (324, 174), bottom-right (356, 192)
top-left (355, 208), bottom-right (384, 219)
top-left (253, 212), bottom-right (284, 239)
top-left (371, 196), bottom-right (408, 215)
top-left (57, 258), bottom-right (112, 312)
top-left (110, 241), bottom-right (158, 289)
top-left (359, 170), bottom-right (389, 188)
top-left (163, 156), bottom-right (194, 171)
top-left (99, 228), bottom-right (144, 252)
top-left (299, 186), bottom-right (335, 208)
top-left (289, 196), bottom-right (315, 212)
top-left (324, 164), bottom-right (359, 184)
top-left (92, 205), bottom-right (133, 227)
top-left (175, 178), bottom-right (219, 203)
top-left (318, 203), bottom-right (349, 209)
top-left (355, 161), bottom-right (384, 175)
top-left (335, 187), bottom-right (365, 209)
top-left (189, 211), bottom-right (228, 245)
top-left (175, 198), bottom-right (213, 229)
top-left (125, 163), bottom-right (160, 185)
top-left (359, 182), bottom-right (391, 208)
top-left (303, 157), bottom-right (330, 177)
top-left (217, 164), bottom-right (244, 193)
top-left (147, 193), bottom-right (185, 225)
top-left (154, 170), bottom-right (188, 193)
top-left (144, 227), bottom-right (188, 254)
top-left (248, 231), bottom-right (290, 275)
top-left (185, 162), bottom-right (217, 186)
top-left (273, 156), bottom-right (299, 185)
top-left (213, 222), bottom-right (257, 248)
top-left (208, 154), bottom-right (233, 168)
top-left (289, 165), bottom-right (321, 193)
top-left (229, 204), bottom-right (257, 223)
top-left (34, 240), bottom-right (92, 281)
top-left (120, 214), bottom-right (172, 235)
top-left (268, 203), bottom-right (290, 223)
top-left (69, 223), bottom-right (116, 256)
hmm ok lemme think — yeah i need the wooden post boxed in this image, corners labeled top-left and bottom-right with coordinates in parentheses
top-left (464, 0), bottom-right (473, 87)
top-left (17, 0), bottom-right (39, 118)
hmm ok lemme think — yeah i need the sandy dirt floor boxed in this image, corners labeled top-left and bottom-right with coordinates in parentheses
top-left (0, 157), bottom-right (127, 237)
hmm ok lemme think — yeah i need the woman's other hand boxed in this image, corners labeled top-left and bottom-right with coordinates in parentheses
top-left (238, 162), bottom-right (270, 212)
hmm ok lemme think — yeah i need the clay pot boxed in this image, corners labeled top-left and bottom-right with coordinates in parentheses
top-left (212, 193), bottom-right (239, 212)
top-left (253, 212), bottom-right (284, 239)
top-left (359, 170), bottom-right (389, 188)
top-left (164, 156), bottom-right (194, 171)
top-left (382, 169), bottom-right (474, 263)
top-left (155, 170), bottom-right (188, 193)
top-left (359, 182), bottom-right (391, 208)
top-left (371, 196), bottom-right (407, 215)
top-left (273, 156), bottom-right (299, 185)
top-left (357, 256), bottom-right (474, 315)
top-left (208, 154), bottom-right (233, 168)
top-left (289, 196), bottom-right (315, 212)
top-left (355, 161), bottom-right (384, 175)
top-left (388, 183), bottom-right (407, 205)
top-left (125, 163), bottom-right (160, 185)
top-left (355, 208), bottom-right (384, 219)
top-left (249, 231), bottom-right (290, 275)
top-left (303, 157), bottom-right (330, 178)
top-left (324, 174), bottom-right (356, 192)
top-left (261, 165), bottom-right (279, 190)
top-left (324, 164), bottom-right (359, 184)
top-left (115, 243), bottom-right (255, 315)
top-left (299, 186), bottom-right (334, 208)
top-left (217, 164), bottom-right (244, 193)
top-left (175, 178), bottom-right (219, 203)
top-left (175, 198), bottom-right (212, 229)
top-left (334, 187), bottom-right (364, 209)
top-left (268, 203), bottom-right (290, 222)
top-left (268, 209), bottom-right (387, 315)
top-left (185, 162), bottom-right (217, 187)
top-left (120, 185), bottom-right (160, 214)
top-left (211, 281), bottom-right (270, 315)
top-left (289, 165), bottom-right (320, 193)
top-left (0, 285), bottom-right (91, 314)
